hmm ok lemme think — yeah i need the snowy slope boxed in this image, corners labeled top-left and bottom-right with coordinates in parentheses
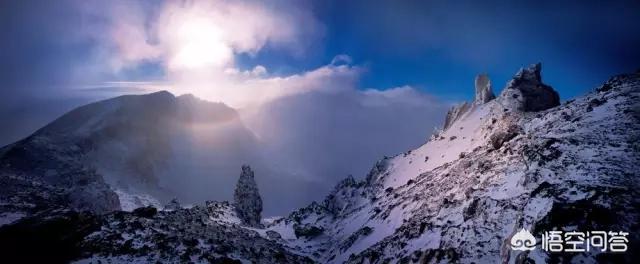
top-left (262, 65), bottom-right (640, 263)
top-left (382, 102), bottom-right (496, 189)
top-left (0, 91), bottom-right (258, 218)
top-left (0, 65), bottom-right (638, 264)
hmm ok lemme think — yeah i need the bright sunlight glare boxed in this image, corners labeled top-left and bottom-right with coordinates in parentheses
top-left (169, 16), bottom-right (232, 70)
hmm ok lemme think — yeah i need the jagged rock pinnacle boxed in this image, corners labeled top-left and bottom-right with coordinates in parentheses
top-left (443, 74), bottom-right (495, 130)
top-left (499, 63), bottom-right (560, 112)
top-left (233, 165), bottom-right (263, 227)
top-left (474, 74), bottom-right (495, 104)
top-left (443, 102), bottom-right (470, 130)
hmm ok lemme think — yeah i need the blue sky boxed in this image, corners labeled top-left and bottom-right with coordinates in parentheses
top-left (236, 0), bottom-right (640, 101)
top-left (1, 0), bottom-right (639, 212)
top-left (1, 0), bottom-right (639, 145)
top-left (3, 0), bottom-right (639, 99)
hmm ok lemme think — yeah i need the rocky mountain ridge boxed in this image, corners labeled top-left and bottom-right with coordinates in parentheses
top-left (263, 64), bottom-right (640, 263)
top-left (1, 64), bottom-right (639, 263)
top-left (0, 91), bottom-right (259, 215)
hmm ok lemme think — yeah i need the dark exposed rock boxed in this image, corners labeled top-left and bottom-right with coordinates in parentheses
top-left (0, 139), bottom-right (121, 215)
top-left (443, 102), bottom-right (471, 130)
top-left (323, 175), bottom-right (361, 216)
top-left (69, 202), bottom-right (313, 263)
top-left (463, 198), bottom-right (480, 221)
top-left (233, 165), bottom-right (263, 228)
top-left (294, 224), bottom-right (324, 239)
top-left (500, 63), bottom-right (560, 112)
top-left (132, 206), bottom-right (157, 218)
top-left (420, 248), bottom-right (460, 263)
top-left (340, 226), bottom-right (374, 252)
top-left (266, 230), bottom-right (282, 240)
top-left (210, 257), bottom-right (243, 264)
top-left (489, 124), bottom-right (522, 149)
top-left (164, 198), bottom-right (181, 210)
top-left (589, 98), bottom-right (606, 107)
top-left (0, 210), bottom-right (101, 264)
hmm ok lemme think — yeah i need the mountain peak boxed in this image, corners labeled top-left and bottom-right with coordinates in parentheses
top-left (500, 62), bottom-right (560, 112)
top-left (515, 62), bottom-right (542, 82)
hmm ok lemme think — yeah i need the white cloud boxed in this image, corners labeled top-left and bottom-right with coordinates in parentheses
top-left (2, 0), bottom-right (451, 213)
top-left (101, 0), bottom-right (321, 71)
top-left (360, 85), bottom-right (438, 107)
top-left (84, 0), bottom-right (447, 117)
top-left (331, 54), bottom-right (354, 66)
top-left (107, 2), bottom-right (163, 70)
top-left (91, 0), bottom-right (329, 107)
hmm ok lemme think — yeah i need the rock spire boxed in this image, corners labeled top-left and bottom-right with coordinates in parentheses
top-left (499, 63), bottom-right (560, 112)
top-left (474, 74), bottom-right (495, 104)
top-left (233, 165), bottom-right (263, 227)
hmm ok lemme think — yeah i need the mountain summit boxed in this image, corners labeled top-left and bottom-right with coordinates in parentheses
top-left (0, 91), bottom-right (259, 213)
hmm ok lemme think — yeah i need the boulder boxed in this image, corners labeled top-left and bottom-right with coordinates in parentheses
top-left (266, 230), bottom-right (282, 240)
top-left (132, 206), bottom-right (157, 218)
top-left (489, 124), bottom-right (522, 150)
top-left (293, 224), bottom-right (324, 239)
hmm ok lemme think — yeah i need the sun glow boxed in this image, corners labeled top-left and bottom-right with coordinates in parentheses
top-left (168, 16), bottom-right (232, 70)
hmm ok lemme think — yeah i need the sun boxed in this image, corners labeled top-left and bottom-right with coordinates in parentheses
top-left (169, 16), bottom-right (232, 70)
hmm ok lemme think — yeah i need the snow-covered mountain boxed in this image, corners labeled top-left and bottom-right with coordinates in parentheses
top-left (264, 64), bottom-right (639, 263)
top-left (0, 91), bottom-right (261, 215)
top-left (0, 64), bottom-right (638, 263)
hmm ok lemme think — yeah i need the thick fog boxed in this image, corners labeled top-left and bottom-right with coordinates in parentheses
top-left (143, 88), bottom-right (448, 216)
top-left (241, 89), bottom-right (448, 214)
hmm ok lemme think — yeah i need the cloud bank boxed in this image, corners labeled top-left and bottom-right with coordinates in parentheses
top-left (0, 0), bottom-right (450, 214)
top-left (85, 0), bottom-right (450, 213)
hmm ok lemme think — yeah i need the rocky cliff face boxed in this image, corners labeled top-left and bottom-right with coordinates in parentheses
top-left (234, 165), bottom-right (263, 228)
top-left (0, 202), bottom-right (313, 264)
top-left (0, 91), bottom-right (259, 219)
top-left (443, 102), bottom-right (471, 130)
top-left (263, 66), bottom-right (640, 263)
top-left (1, 65), bottom-right (638, 264)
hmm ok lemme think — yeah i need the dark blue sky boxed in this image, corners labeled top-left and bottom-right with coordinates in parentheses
top-left (1, 0), bottom-right (639, 145)
top-left (239, 0), bottom-right (640, 101)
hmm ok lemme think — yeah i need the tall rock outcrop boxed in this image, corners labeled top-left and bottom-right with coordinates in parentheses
top-left (233, 165), bottom-right (263, 227)
top-left (500, 63), bottom-right (560, 112)
top-left (443, 74), bottom-right (495, 130)
top-left (474, 74), bottom-right (495, 104)
top-left (443, 102), bottom-right (470, 130)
